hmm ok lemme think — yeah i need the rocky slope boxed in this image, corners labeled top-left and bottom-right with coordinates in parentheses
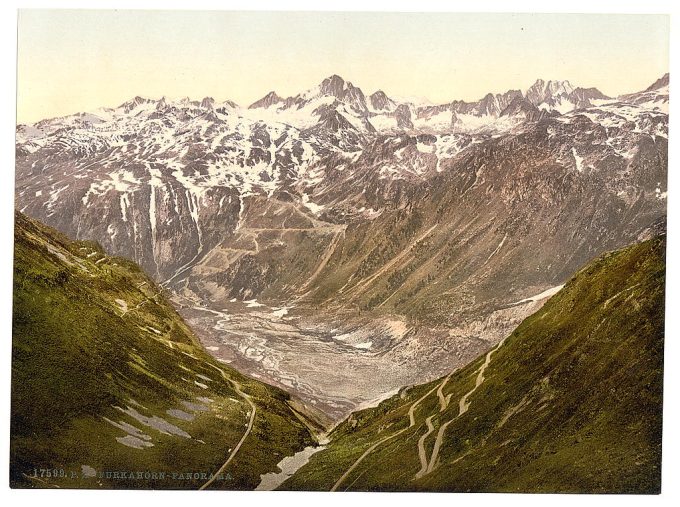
top-left (15, 74), bottom-right (667, 286)
top-left (281, 235), bottom-right (665, 493)
top-left (11, 212), bottom-right (317, 489)
top-left (14, 74), bottom-right (669, 419)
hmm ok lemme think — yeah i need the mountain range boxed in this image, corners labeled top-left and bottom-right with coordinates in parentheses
top-left (12, 71), bottom-right (668, 491)
top-left (14, 73), bottom-right (669, 420)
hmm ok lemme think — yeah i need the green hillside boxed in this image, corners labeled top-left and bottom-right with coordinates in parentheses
top-left (11, 211), bottom-right (315, 489)
top-left (282, 236), bottom-right (665, 493)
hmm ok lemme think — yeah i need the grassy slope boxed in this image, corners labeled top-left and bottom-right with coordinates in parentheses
top-left (11, 211), bottom-right (314, 489)
top-left (283, 236), bottom-right (665, 493)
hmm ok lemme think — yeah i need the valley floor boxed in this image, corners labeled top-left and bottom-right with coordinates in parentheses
top-left (174, 285), bottom-right (562, 424)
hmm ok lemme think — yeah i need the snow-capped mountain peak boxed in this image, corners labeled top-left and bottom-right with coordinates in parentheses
top-left (368, 90), bottom-right (397, 112)
top-left (525, 79), bottom-right (574, 103)
top-left (248, 91), bottom-right (284, 109)
top-left (319, 74), bottom-right (348, 97)
top-left (524, 78), bottom-right (614, 113)
top-left (14, 73), bottom-right (669, 293)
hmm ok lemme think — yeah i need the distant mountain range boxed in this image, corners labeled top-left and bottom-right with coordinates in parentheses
top-left (15, 73), bottom-right (667, 280)
top-left (14, 73), bottom-right (668, 419)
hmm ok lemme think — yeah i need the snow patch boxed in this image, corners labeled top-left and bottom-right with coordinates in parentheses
top-left (301, 193), bottom-right (325, 215)
top-left (572, 147), bottom-right (585, 172)
top-left (256, 445), bottom-right (327, 490)
top-left (515, 284), bottom-right (565, 305)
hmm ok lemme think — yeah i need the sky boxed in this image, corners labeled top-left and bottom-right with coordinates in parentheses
top-left (16, 10), bottom-right (669, 124)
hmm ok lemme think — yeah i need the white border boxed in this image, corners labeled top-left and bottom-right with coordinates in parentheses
top-left (1, 2), bottom-right (678, 507)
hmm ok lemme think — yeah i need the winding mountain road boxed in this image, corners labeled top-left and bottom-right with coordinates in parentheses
top-left (330, 381), bottom-right (440, 491)
top-left (415, 371), bottom-right (455, 478)
top-left (414, 415), bottom-right (437, 479)
top-left (199, 364), bottom-right (257, 490)
top-left (422, 335), bottom-right (509, 476)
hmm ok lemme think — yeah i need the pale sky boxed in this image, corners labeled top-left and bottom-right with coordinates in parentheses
top-left (17, 10), bottom-right (669, 124)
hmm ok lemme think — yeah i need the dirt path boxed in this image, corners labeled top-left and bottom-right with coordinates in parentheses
top-left (436, 372), bottom-right (454, 412)
top-left (414, 371), bottom-right (456, 478)
top-left (199, 365), bottom-right (257, 490)
top-left (414, 415), bottom-right (436, 479)
top-left (240, 226), bottom-right (340, 233)
top-left (330, 428), bottom-right (408, 492)
top-left (331, 382), bottom-right (440, 491)
top-left (240, 230), bottom-right (261, 254)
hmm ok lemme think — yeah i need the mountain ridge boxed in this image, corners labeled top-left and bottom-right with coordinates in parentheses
top-left (19, 73), bottom-right (657, 129)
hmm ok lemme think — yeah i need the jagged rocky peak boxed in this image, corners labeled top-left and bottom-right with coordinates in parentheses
top-left (394, 103), bottom-right (413, 129)
top-left (546, 79), bottom-right (575, 95)
top-left (178, 96), bottom-right (200, 107)
top-left (221, 99), bottom-right (240, 109)
top-left (475, 93), bottom-right (499, 116)
top-left (646, 73), bottom-right (669, 91)
top-left (570, 87), bottom-right (610, 101)
top-left (522, 78), bottom-right (613, 112)
top-left (369, 90), bottom-right (394, 111)
top-left (200, 96), bottom-right (215, 109)
top-left (498, 89), bottom-right (524, 108)
top-left (344, 82), bottom-right (367, 110)
top-left (525, 78), bottom-right (575, 105)
top-left (320, 74), bottom-right (348, 97)
top-left (568, 87), bottom-right (610, 108)
top-left (118, 95), bottom-right (155, 113)
top-left (317, 74), bottom-right (368, 112)
top-left (475, 91), bottom-right (522, 116)
top-left (249, 90), bottom-right (284, 109)
top-left (446, 89), bottom-right (523, 119)
top-left (618, 73), bottom-right (669, 109)
top-left (499, 96), bottom-right (545, 121)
